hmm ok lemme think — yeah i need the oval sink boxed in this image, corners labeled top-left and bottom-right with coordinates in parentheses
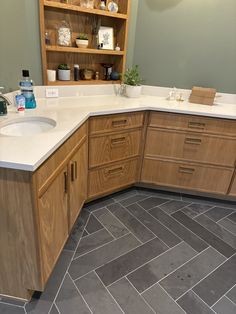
top-left (0, 117), bottom-right (56, 137)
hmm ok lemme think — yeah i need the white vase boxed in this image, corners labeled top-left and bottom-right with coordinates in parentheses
top-left (76, 39), bottom-right (89, 48)
top-left (125, 85), bottom-right (142, 98)
top-left (58, 69), bottom-right (71, 81)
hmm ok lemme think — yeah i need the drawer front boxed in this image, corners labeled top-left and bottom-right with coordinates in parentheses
top-left (89, 112), bottom-right (144, 135)
top-left (145, 129), bottom-right (236, 167)
top-left (36, 122), bottom-right (87, 191)
top-left (141, 158), bottom-right (233, 194)
top-left (149, 112), bottom-right (236, 136)
top-left (89, 130), bottom-right (142, 168)
top-left (88, 159), bottom-right (139, 198)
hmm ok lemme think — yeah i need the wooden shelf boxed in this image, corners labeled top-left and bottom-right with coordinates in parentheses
top-left (44, 0), bottom-right (128, 20)
top-left (48, 80), bottom-right (121, 86)
top-left (46, 45), bottom-right (125, 56)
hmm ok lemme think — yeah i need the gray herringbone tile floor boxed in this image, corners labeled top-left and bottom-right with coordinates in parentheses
top-left (1, 188), bottom-right (236, 314)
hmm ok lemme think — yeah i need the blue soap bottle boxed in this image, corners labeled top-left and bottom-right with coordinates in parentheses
top-left (19, 70), bottom-right (37, 109)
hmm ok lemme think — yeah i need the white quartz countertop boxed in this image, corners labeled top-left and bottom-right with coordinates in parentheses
top-left (1, 87), bottom-right (236, 171)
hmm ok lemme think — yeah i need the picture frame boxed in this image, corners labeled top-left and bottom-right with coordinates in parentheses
top-left (98, 26), bottom-right (114, 50)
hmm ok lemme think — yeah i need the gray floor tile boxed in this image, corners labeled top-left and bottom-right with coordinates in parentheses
top-left (149, 207), bottom-right (208, 252)
top-left (108, 278), bottom-right (155, 314)
top-left (82, 229), bottom-right (89, 237)
top-left (159, 247), bottom-right (226, 300)
top-left (136, 188), bottom-right (181, 200)
top-left (0, 297), bottom-right (25, 307)
top-left (25, 250), bottom-right (73, 314)
top-left (218, 218), bottom-right (236, 235)
top-left (74, 229), bottom-right (114, 258)
top-left (181, 203), bottom-right (213, 218)
top-left (228, 212), bottom-right (236, 223)
top-left (213, 296), bottom-right (236, 314)
top-left (227, 285), bottom-right (236, 304)
top-left (119, 194), bottom-right (149, 207)
top-left (205, 206), bottom-right (234, 222)
top-left (143, 283), bottom-right (186, 314)
top-left (96, 237), bottom-right (168, 286)
top-left (75, 272), bottom-right (123, 314)
top-left (49, 305), bottom-right (59, 314)
top-left (193, 254), bottom-right (236, 306)
top-left (64, 210), bottom-right (90, 251)
top-left (107, 203), bottom-right (155, 243)
top-left (138, 196), bottom-right (168, 210)
top-left (112, 188), bottom-right (138, 201)
top-left (0, 303), bottom-right (25, 314)
top-left (181, 195), bottom-right (236, 209)
top-left (84, 196), bottom-right (115, 212)
top-left (177, 290), bottom-right (215, 314)
top-left (126, 203), bottom-right (181, 247)
top-left (93, 207), bottom-right (129, 238)
top-left (195, 214), bottom-right (236, 249)
top-left (55, 274), bottom-right (91, 314)
top-left (85, 215), bottom-right (104, 234)
top-left (128, 242), bottom-right (196, 293)
top-left (159, 200), bottom-right (190, 214)
top-left (172, 211), bottom-right (236, 258)
top-left (69, 233), bottom-right (140, 280)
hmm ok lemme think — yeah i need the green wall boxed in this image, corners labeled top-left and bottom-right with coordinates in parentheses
top-left (133, 0), bottom-right (236, 93)
top-left (1, 0), bottom-right (236, 93)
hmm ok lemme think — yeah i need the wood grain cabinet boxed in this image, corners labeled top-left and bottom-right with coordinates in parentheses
top-left (88, 112), bottom-right (145, 199)
top-left (141, 112), bottom-right (236, 196)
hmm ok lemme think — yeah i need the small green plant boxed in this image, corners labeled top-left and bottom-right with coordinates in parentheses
top-left (77, 33), bottom-right (88, 40)
top-left (123, 65), bottom-right (143, 86)
top-left (58, 64), bottom-right (70, 70)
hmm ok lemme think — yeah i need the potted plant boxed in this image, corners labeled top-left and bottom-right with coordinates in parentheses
top-left (76, 33), bottom-right (89, 48)
top-left (58, 64), bottom-right (71, 81)
top-left (123, 65), bottom-right (143, 98)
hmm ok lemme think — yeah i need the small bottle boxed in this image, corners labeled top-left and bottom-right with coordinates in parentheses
top-left (99, 1), bottom-right (106, 10)
top-left (74, 64), bottom-right (80, 81)
top-left (95, 71), bottom-right (99, 80)
top-left (19, 70), bottom-right (37, 109)
top-left (15, 93), bottom-right (26, 113)
top-left (45, 31), bottom-right (51, 45)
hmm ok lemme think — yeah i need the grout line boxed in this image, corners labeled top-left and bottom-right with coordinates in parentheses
top-left (138, 197), bottom-right (171, 212)
top-left (105, 241), bottom-right (185, 290)
top-left (118, 195), bottom-right (156, 208)
top-left (93, 271), bottom-right (126, 314)
top-left (67, 272), bottom-right (93, 314)
top-left (163, 202), bottom-right (194, 216)
top-left (73, 231), bottom-right (132, 261)
top-left (217, 219), bottom-right (236, 236)
top-left (91, 212), bottom-right (116, 240)
top-left (54, 302), bottom-right (62, 314)
top-left (210, 282), bottom-right (236, 309)
top-left (0, 301), bottom-right (25, 309)
top-left (225, 295), bottom-right (236, 307)
top-left (125, 277), bottom-right (156, 314)
top-left (174, 252), bottom-right (233, 303)
top-left (189, 205), bottom-right (216, 219)
top-left (214, 211), bottom-right (235, 223)
top-left (190, 290), bottom-right (218, 314)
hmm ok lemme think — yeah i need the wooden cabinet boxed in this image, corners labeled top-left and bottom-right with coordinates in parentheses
top-left (39, 0), bottom-right (131, 85)
top-left (142, 112), bottom-right (236, 195)
top-left (88, 112), bottom-right (145, 199)
top-left (229, 172), bottom-right (236, 196)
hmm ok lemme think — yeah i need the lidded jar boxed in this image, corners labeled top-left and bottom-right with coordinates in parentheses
top-left (57, 20), bottom-right (72, 46)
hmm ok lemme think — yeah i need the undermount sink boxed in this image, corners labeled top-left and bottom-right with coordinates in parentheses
top-left (0, 117), bottom-right (56, 136)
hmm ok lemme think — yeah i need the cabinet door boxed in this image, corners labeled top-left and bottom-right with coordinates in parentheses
top-left (69, 140), bottom-right (88, 229)
top-left (38, 167), bottom-right (68, 284)
top-left (229, 173), bottom-right (236, 196)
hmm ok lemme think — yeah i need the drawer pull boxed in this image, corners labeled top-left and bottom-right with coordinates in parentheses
top-left (188, 121), bottom-right (206, 130)
top-left (185, 137), bottom-right (202, 145)
top-left (111, 137), bottom-right (126, 146)
top-left (112, 119), bottom-right (128, 128)
top-left (106, 166), bottom-right (124, 176)
top-left (74, 161), bottom-right (78, 180)
top-left (71, 163), bottom-right (75, 182)
top-left (179, 166), bottom-right (195, 174)
top-left (64, 171), bottom-right (68, 193)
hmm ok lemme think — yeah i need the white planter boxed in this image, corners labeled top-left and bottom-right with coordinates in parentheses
top-left (76, 39), bottom-right (89, 48)
top-left (125, 85), bottom-right (142, 98)
top-left (58, 69), bottom-right (71, 81)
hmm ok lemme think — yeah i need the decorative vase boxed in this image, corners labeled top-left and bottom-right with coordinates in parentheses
top-left (125, 85), bottom-right (142, 98)
top-left (58, 69), bottom-right (71, 81)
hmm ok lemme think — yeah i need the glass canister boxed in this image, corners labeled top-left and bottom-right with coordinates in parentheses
top-left (80, 0), bottom-right (94, 9)
top-left (57, 20), bottom-right (72, 47)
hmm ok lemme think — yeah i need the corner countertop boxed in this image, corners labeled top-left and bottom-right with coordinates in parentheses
top-left (1, 86), bottom-right (236, 171)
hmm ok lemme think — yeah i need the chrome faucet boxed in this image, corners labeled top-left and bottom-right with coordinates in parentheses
top-left (0, 87), bottom-right (12, 106)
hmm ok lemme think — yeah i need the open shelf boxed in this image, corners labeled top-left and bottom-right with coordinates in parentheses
top-left (44, 0), bottom-right (128, 20)
top-left (48, 80), bottom-right (121, 85)
top-left (46, 45), bottom-right (125, 56)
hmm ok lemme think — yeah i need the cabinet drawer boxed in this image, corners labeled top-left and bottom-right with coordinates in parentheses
top-left (141, 158), bottom-right (233, 195)
top-left (149, 112), bottom-right (236, 136)
top-left (36, 122), bottom-right (87, 192)
top-left (88, 159), bottom-right (139, 198)
top-left (89, 112), bottom-right (144, 135)
top-left (89, 130), bottom-right (142, 168)
top-left (145, 129), bottom-right (236, 167)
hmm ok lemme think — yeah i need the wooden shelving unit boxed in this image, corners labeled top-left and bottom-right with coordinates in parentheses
top-left (39, 0), bottom-right (131, 85)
